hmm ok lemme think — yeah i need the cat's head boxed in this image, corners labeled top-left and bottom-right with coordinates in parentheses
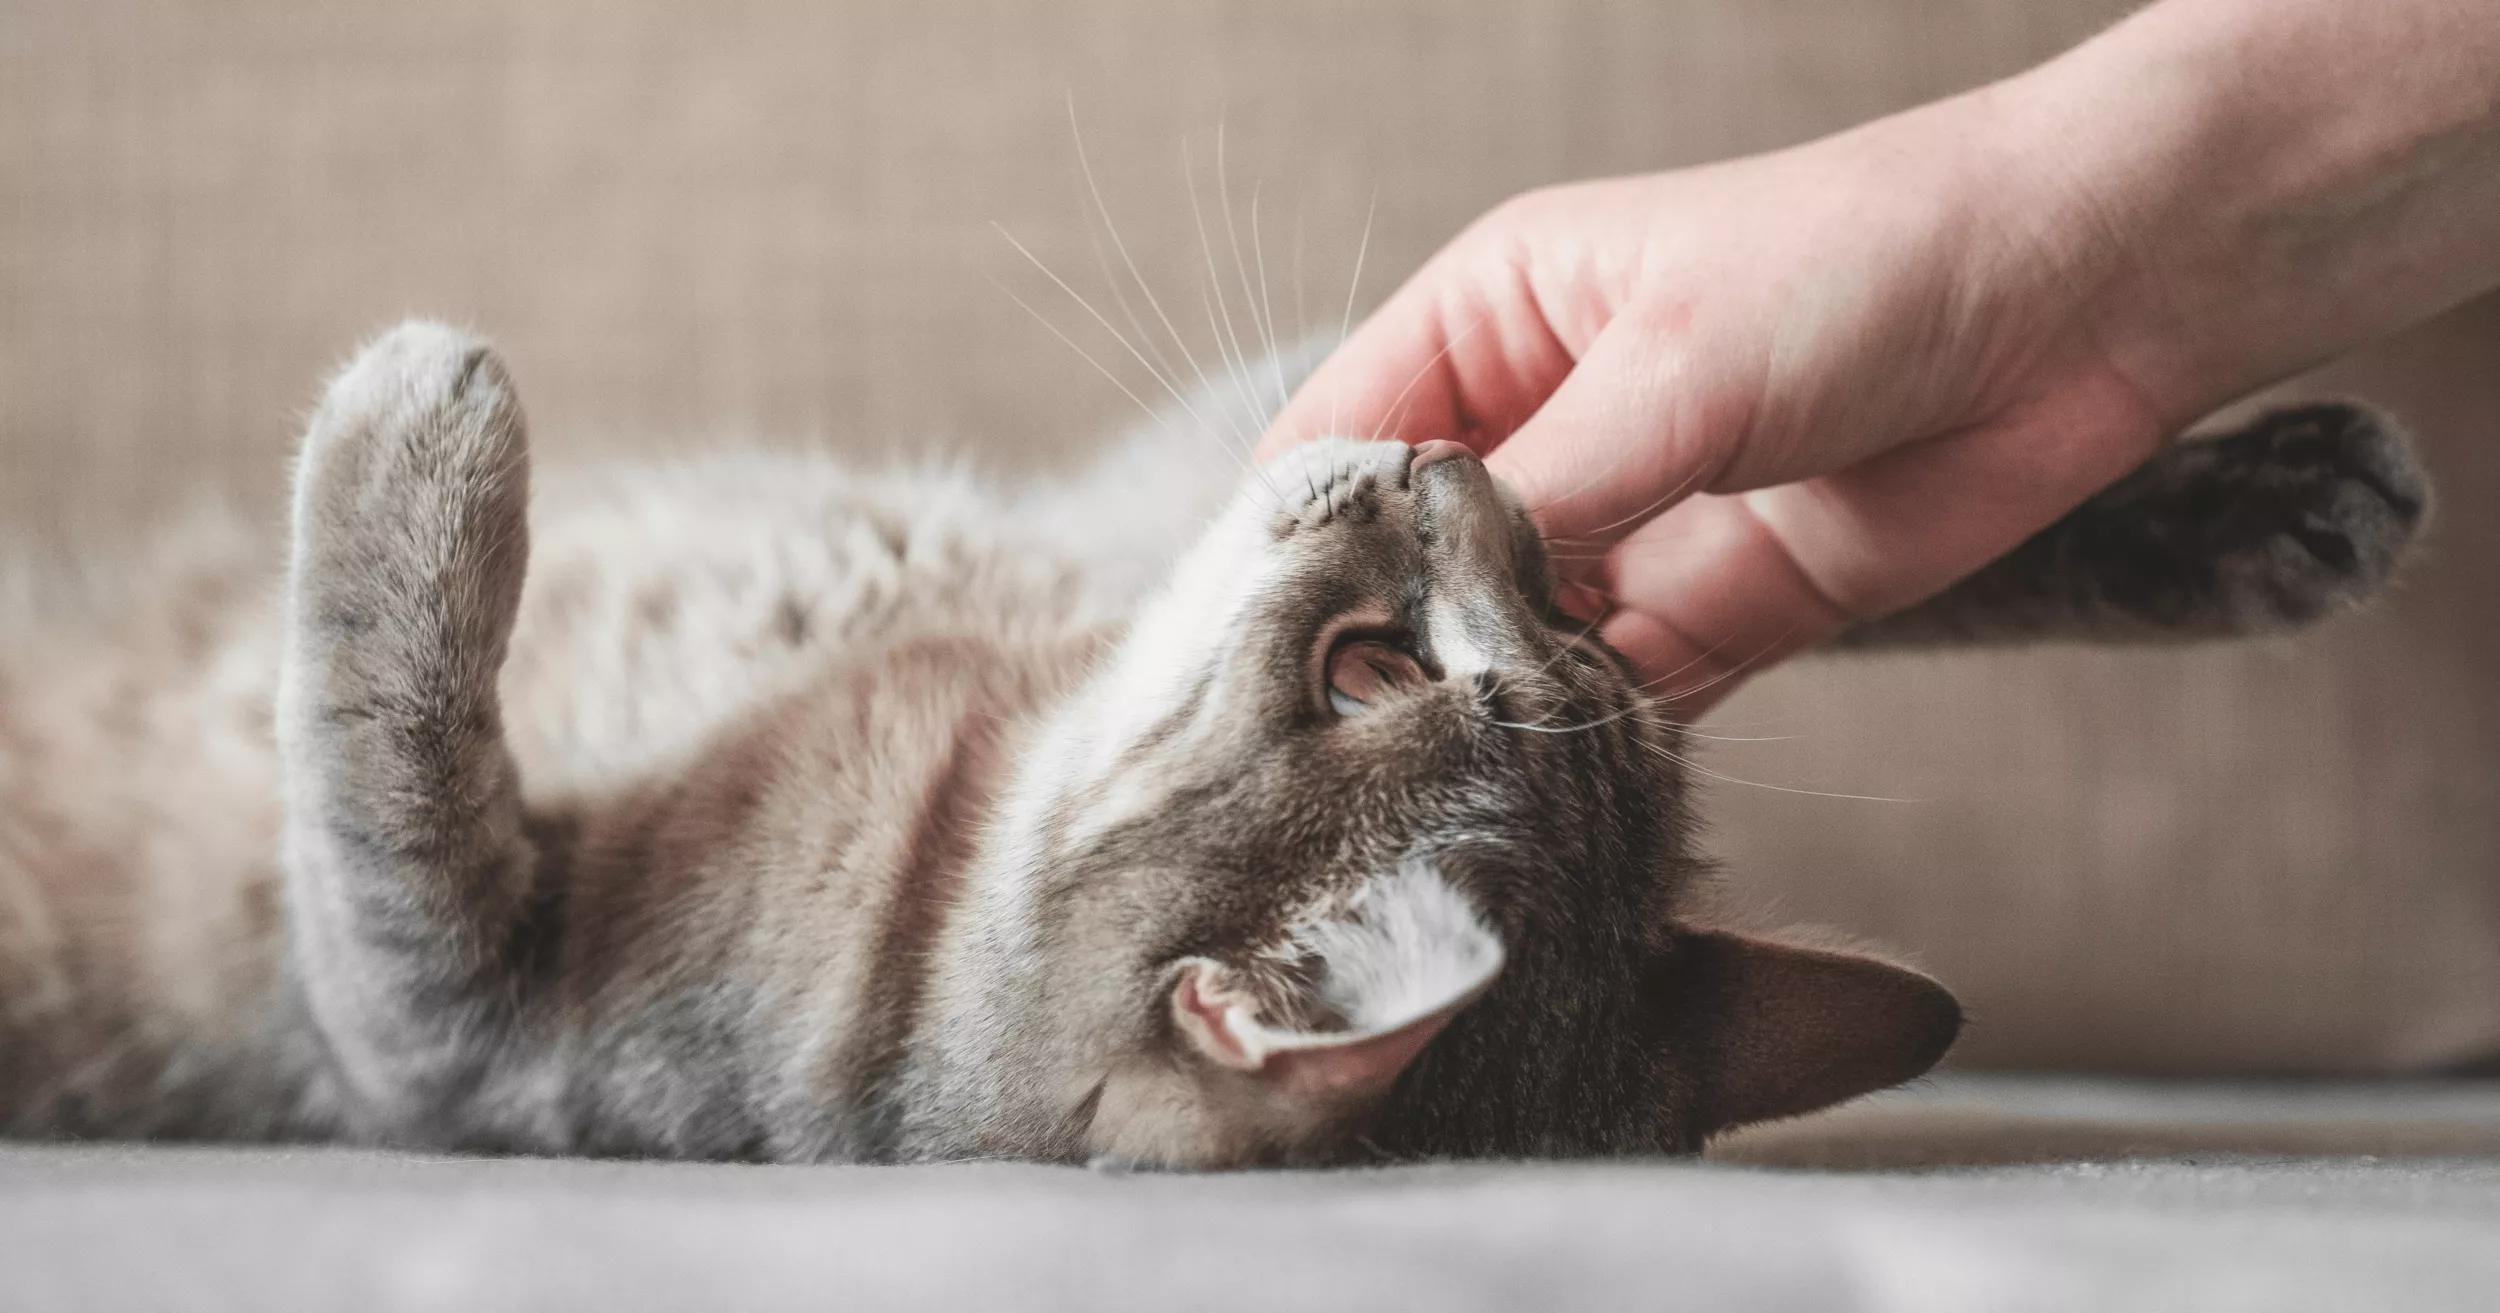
top-left (1003, 437), bottom-right (1958, 1167)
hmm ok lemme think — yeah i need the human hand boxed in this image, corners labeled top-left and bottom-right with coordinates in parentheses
top-left (1257, 98), bottom-right (2170, 708)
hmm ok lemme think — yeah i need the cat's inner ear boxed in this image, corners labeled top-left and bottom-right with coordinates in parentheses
top-left (1657, 929), bottom-right (1963, 1139)
top-left (1171, 861), bottom-right (1503, 1104)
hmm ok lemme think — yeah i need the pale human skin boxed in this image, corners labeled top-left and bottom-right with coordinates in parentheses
top-left (1258, 0), bottom-right (2500, 705)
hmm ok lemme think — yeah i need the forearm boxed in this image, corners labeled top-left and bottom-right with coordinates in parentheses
top-left (1994, 0), bottom-right (2500, 424)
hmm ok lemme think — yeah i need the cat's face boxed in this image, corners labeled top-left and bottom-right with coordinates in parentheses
top-left (1014, 438), bottom-right (1958, 1168)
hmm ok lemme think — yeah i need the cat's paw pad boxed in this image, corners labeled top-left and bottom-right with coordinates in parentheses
top-left (1261, 438), bottom-right (1410, 533)
top-left (2139, 403), bottom-right (2429, 629)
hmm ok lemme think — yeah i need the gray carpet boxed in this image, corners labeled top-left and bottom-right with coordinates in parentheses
top-left (10, 1077), bottom-right (2500, 1312)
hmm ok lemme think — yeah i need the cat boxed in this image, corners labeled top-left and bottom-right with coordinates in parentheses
top-left (0, 321), bottom-right (2428, 1167)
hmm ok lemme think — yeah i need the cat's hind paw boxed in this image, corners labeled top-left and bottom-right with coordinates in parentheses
top-left (2175, 404), bottom-right (2427, 627)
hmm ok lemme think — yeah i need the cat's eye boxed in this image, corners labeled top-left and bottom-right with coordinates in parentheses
top-left (1326, 638), bottom-right (1427, 716)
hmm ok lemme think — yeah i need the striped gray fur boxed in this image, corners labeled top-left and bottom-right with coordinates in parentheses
top-left (0, 322), bottom-right (2428, 1165)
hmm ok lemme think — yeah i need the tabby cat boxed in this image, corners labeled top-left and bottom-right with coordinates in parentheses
top-left (0, 322), bottom-right (2426, 1166)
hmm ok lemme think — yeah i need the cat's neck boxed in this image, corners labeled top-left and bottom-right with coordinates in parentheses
top-left (891, 625), bottom-right (1152, 1161)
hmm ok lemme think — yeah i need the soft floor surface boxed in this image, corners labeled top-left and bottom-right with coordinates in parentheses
top-left (8, 1077), bottom-right (2500, 1312)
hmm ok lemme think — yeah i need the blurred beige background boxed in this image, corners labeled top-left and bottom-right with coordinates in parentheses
top-left (5, 0), bottom-right (2495, 1073)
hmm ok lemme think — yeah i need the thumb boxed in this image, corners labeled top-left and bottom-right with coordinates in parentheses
top-left (1255, 258), bottom-right (1577, 464)
top-left (1255, 284), bottom-right (1467, 463)
top-left (1483, 312), bottom-right (1747, 548)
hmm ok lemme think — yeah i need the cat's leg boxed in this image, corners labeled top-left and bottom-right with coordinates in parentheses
top-left (1839, 403), bottom-right (2430, 648)
top-left (275, 322), bottom-right (543, 1134)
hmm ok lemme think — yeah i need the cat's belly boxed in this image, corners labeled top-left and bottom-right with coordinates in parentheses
top-left (414, 456), bottom-right (1121, 1156)
top-left (498, 454), bottom-right (1119, 805)
top-left (0, 451), bottom-right (1124, 1146)
top-left (514, 626), bottom-right (1103, 1160)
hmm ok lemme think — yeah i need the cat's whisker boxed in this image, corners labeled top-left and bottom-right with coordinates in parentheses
top-left (1066, 110), bottom-right (1191, 437)
top-left (991, 231), bottom-right (1280, 506)
top-left (1499, 604), bottom-right (1615, 717)
top-left (1647, 622), bottom-right (1803, 705)
top-left (1540, 587), bottom-right (1814, 743)
top-left (1655, 665), bottom-right (1749, 706)
top-left (1214, 126), bottom-right (1288, 410)
top-left (1249, 178), bottom-right (1291, 409)
top-left (991, 224), bottom-right (1185, 409)
top-left (1539, 463), bottom-right (1709, 544)
top-left (1291, 198), bottom-right (1309, 360)
top-left (1198, 270), bottom-right (1260, 436)
top-left (1216, 127), bottom-right (1275, 393)
top-left (1490, 700), bottom-right (1648, 736)
top-left (1190, 281), bottom-right (1268, 474)
top-left (1627, 617), bottom-right (1776, 696)
top-left (1339, 191), bottom-right (1376, 351)
top-left (1320, 189), bottom-right (1380, 441)
top-left (990, 275), bottom-right (1273, 505)
top-left (1183, 139), bottom-right (1269, 429)
top-left (1621, 697), bottom-right (1797, 736)
top-left (1524, 456), bottom-right (1655, 522)
top-left (1066, 98), bottom-right (1254, 456)
top-left (1639, 737), bottom-right (1919, 804)
top-left (1546, 524), bottom-right (1754, 560)
top-left (1366, 315), bottom-right (1488, 445)
top-left (987, 277), bottom-right (1166, 427)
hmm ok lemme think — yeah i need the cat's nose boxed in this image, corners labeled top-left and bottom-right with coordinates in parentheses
top-left (1409, 439), bottom-right (1475, 473)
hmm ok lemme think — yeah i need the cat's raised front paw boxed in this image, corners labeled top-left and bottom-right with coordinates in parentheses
top-left (291, 320), bottom-right (531, 647)
top-left (309, 317), bottom-right (516, 454)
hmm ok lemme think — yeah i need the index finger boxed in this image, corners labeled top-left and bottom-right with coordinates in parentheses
top-left (1254, 257), bottom-right (1579, 463)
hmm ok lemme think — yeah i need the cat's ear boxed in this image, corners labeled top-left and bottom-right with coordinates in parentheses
top-left (1657, 929), bottom-right (1961, 1137)
top-left (1170, 862), bottom-right (1504, 1105)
